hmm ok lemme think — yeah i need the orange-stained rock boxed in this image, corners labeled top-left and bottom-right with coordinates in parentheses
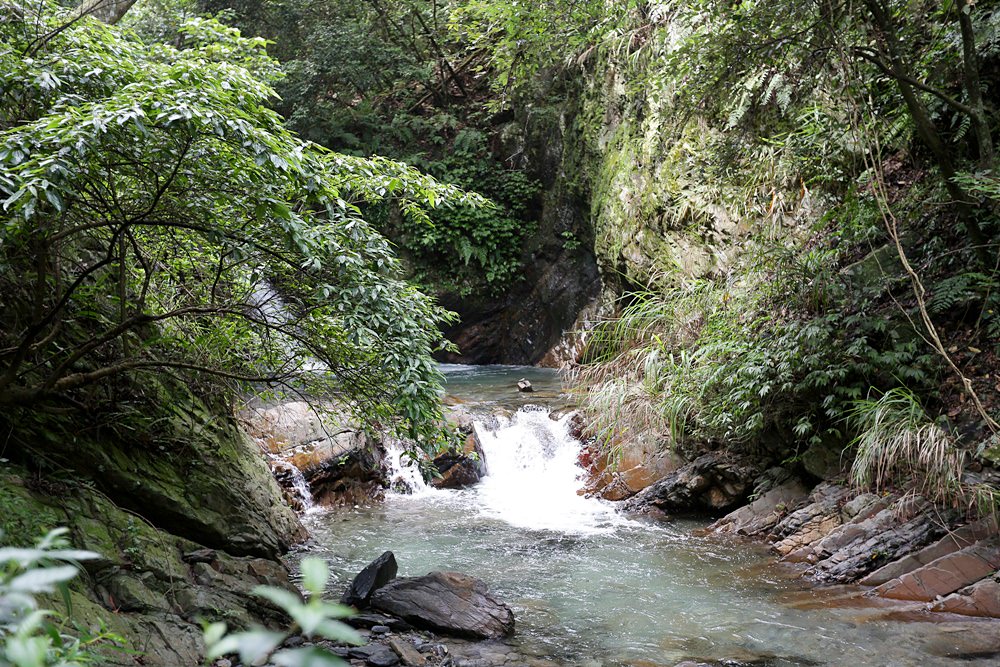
top-left (861, 516), bottom-right (998, 587)
top-left (930, 575), bottom-right (1000, 617)
top-left (874, 538), bottom-right (1000, 602)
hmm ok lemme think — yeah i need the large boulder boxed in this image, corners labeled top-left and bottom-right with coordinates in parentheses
top-left (370, 572), bottom-right (515, 639)
top-left (342, 551), bottom-right (399, 608)
top-left (246, 401), bottom-right (386, 507)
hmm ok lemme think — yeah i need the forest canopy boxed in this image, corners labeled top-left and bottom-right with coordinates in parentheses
top-left (0, 0), bottom-right (483, 443)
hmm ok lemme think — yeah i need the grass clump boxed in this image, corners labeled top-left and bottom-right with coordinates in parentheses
top-left (847, 387), bottom-right (965, 504)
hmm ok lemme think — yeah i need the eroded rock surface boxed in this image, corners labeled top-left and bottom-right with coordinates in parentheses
top-left (624, 451), bottom-right (758, 515)
top-left (371, 572), bottom-right (515, 639)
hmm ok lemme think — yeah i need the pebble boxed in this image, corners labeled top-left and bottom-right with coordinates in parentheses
top-left (372, 625), bottom-right (391, 635)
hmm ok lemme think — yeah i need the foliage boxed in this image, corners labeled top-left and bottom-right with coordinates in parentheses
top-left (0, 529), bottom-right (122, 667)
top-left (0, 1), bottom-right (485, 446)
top-left (194, 0), bottom-right (545, 297)
top-left (204, 558), bottom-right (359, 667)
top-left (383, 129), bottom-right (540, 296)
top-left (575, 230), bottom-right (941, 464)
top-left (847, 387), bottom-right (965, 503)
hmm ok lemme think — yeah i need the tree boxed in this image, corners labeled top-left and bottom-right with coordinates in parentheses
top-left (0, 1), bottom-right (482, 444)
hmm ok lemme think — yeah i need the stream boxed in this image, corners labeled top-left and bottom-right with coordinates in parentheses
top-left (297, 365), bottom-right (1000, 667)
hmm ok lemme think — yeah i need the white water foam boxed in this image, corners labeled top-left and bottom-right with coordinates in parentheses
top-left (473, 407), bottom-right (630, 535)
top-left (384, 439), bottom-right (438, 497)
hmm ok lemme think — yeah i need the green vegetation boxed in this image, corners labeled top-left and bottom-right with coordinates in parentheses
top-left (193, 0), bottom-right (544, 297)
top-left (205, 558), bottom-right (359, 667)
top-left (0, 529), bottom-right (122, 666)
top-left (0, 0), bottom-right (481, 445)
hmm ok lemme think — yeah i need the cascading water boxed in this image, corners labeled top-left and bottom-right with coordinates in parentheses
top-left (299, 365), bottom-right (1000, 667)
top-left (473, 407), bottom-right (627, 534)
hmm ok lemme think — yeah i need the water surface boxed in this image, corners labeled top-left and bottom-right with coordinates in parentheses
top-left (298, 365), bottom-right (1000, 666)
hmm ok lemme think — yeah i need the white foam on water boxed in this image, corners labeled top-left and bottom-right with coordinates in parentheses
top-left (384, 439), bottom-right (439, 497)
top-left (473, 407), bottom-right (630, 535)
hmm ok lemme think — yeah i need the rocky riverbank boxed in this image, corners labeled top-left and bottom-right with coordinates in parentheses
top-left (590, 441), bottom-right (1000, 620)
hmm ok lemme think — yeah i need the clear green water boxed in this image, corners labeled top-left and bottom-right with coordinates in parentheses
top-left (295, 365), bottom-right (1000, 667)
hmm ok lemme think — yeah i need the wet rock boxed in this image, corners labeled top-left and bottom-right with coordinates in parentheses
top-left (930, 573), bottom-right (1000, 617)
top-left (874, 536), bottom-right (1000, 601)
top-left (624, 452), bottom-right (758, 515)
top-left (431, 431), bottom-right (487, 489)
top-left (342, 551), bottom-right (399, 608)
top-left (861, 516), bottom-right (998, 586)
top-left (812, 499), bottom-right (948, 583)
top-left (517, 378), bottom-right (534, 392)
top-left (370, 571), bottom-right (515, 639)
top-left (769, 483), bottom-right (851, 558)
top-left (247, 400), bottom-right (386, 508)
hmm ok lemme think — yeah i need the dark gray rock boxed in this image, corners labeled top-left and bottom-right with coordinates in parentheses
top-left (367, 646), bottom-right (401, 667)
top-left (342, 551), bottom-right (398, 608)
top-left (370, 571), bottom-right (515, 639)
top-left (349, 645), bottom-right (381, 660)
top-left (624, 452), bottom-right (759, 515)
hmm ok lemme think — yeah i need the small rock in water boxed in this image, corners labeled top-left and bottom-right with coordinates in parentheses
top-left (516, 378), bottom-right (533, 392)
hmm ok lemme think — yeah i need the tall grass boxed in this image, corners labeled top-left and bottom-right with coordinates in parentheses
top-left (847, 387), bottom-right (966, 504)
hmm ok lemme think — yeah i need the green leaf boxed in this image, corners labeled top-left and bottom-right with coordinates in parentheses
top-left (299, 558), bottom-right (328, 596)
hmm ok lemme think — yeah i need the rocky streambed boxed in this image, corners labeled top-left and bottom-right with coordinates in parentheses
top-left (239, 364), bottom-right (1000, 667)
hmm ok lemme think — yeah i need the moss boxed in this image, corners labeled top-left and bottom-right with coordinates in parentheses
top-left (0, 472), bottom-right (62, 546)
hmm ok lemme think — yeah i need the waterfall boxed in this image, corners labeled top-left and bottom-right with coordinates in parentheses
top-left (285, 463), bottom-right (316, 512)
top-left (473, 406), bottom-right (627, 535)
top-left (267, 457), bottom-right (316, 513)
top-left (384, 439), bottom-right (436, 496)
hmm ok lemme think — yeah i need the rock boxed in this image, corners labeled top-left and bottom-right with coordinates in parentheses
top-left (371, 625), bottom-right (390, 634)
top-left (182, 548), bottom-right (217, 564)
top-left (349, 645), bottom-right (382, 660)
top-left (710, 479), bottom-right (809, 536)
top-left (770, 483), bottom-right (851, 557)
top-left (812, 499), bottom-right (948, 583)
top-left (431, 432), bottom-right (487, 489)
top-left (860, 516), bottom-right (998, 586)
top-left (624, 452), bottom-right (758, 515)
top-left (342, 551), bottom-right (399, 608)
top-left (389, 638), bottom-right (426, 666)
top-left (370, 571), bottom-right (515, 639)
top-left (874, 536), bottom-right (1000, 601)
top-left (799, 436), bottom-right (846, 479)
top-left (517, 378), bottom-right (533, 392)
top-left (930, 573), bottom-right (1000, 617)
top-left (367, 646), bottom-right (401, 667)
top-left (247, 400), bottom-right (386, 508)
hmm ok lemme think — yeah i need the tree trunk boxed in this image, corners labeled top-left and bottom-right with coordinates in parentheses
top-left (73, 0), bottom-right (138, 25)
top-left (957, 0), bottom-right (994, 168)
top-left (863, 0), bottom-right (991, 267)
